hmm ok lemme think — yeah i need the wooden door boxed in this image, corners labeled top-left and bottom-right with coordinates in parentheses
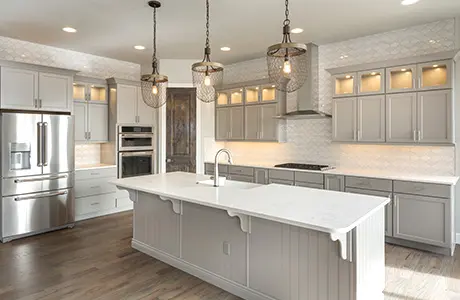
top-left (88, 103), bottom-right (108, 142)
top-left (166, 88), bottom-right (196, 173)
top-left (417, 90), bottom-right (452, 144)
top-left (386, 93), bottom-right (417, 143)
top-left (74, 102), bottom-right (88, 142)
top-left (0, 67), bottom-right (38, 110)
top-left (117, 84), bottom-right (137, 124)
top-left (137, 87), bottom-right (155, 125)
top-left (39, 72), bottom-right (71, 112)
top-left (357, 95), bottom-right (385, 142)
top-left (245, 105), bottom-right (259, 140)
top-left (332, 97), bottom-right (356, 142)
top-left (259, 103), bottom-right (278, 141)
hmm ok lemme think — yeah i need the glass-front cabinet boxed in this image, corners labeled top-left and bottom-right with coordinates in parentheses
top-left (417, 60), bottom-right (451, 90)
top-left (333, 73), bottom-right (356, 97)
top-left (357, 69), bottom-right (384, 95)
top-left (386, 65), bottom-right (416, 93)
top-left (261, 85), bottom-right (277, 102)
top-left (216, 89), bottom-right (243, 106)
top-left (73, 82), bottom-right (87, 102)
top-left (245, 86), bottom-right (259, 104)
top-left (217, 91), bottom-right (229, 106)
top-left (73, 82), bottom-right (108, 103)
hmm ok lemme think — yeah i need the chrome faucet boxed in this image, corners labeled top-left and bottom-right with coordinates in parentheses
top-left (214, 149), bottom-right (233, 187)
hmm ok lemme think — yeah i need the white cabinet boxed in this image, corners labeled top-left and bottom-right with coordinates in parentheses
top-left (0, 67), bottom-right (38, 110)
top-left (74, 102), bottom-right (108, 143)
top-left (137, 87), bottom-right (155, 124)
top-left (0, 67), bottom-right (72, 112)
top-left (73, 80), bottom-right (107, 103)
top-left (417, 60), bottom-right (452, 91)
top-left (74, 102), bottom-right (88, 142)
top-left (417, 90), bottom-right (452, 144)
top-left (357, 95), bottom-right (385, 142)
top-left (332, 97), bottom-right (356, 142)
top-left (116, 84), bottom-right (154, 125)
top-left (386, 93), bottom-right (417, 143)
top-left (386, 65), bottom-right (417, 93)
top-left (357, 69), bottom-right (385, 95)
top-left (333, 73), bottom-right (357, 97)
top-left (245, 103), bottom-right (278, 141)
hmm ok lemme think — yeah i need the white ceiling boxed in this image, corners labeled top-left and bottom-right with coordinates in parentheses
top-left (0, 0), bottom-right (459, 66)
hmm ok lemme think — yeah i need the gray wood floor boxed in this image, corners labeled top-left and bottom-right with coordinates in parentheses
top-left (0, 212), bottom-right (459, 300)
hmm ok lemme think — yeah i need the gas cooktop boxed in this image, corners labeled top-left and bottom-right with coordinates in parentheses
top-left (274, 163), bottom-right (333, 171)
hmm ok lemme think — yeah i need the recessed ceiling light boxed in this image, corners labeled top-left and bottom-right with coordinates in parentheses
top-left (62, 27), bottom-right (77, 33)
top-left (371, 72), bottom-right (377, 75)
top-left (433, 64), bottom-right (439, 68)
top-left (401, 0), bottom-right (420, 5)
top-left (340, 55), bottom-right (349, 59)
top-left (345, 75), bottom-right (351, 79)
top-left (220, 47), bottom-right (231, 52)
top-left (134, 45), bottom-right (146, 50)
top-left (401, 68), bottom-right (407, 71)
top-left (429, 39), bottom-right (436, 44)
top-left (291, 28), bottom-right (304, 34)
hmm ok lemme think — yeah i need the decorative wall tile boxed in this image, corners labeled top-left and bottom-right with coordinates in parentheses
top-left (75, 144), bottom-right (101, 167)
top-left (221, 19), bottom-right (457, 175)
top-left (0, 36), bottom-right (140, 80)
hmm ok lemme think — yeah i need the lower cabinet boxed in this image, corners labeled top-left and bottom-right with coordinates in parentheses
top-left (325, 175), bottom-right (345, 192)
top-left (254, 168), bottom-right (268, 184)
top-left (268, 178), bottom-right (294, 185)
top-left (393, 193), bottom-right (450, 247)
top-left (345, 187), bottom-right (393, 237)
top-left (228, 174), bottom-right (254, 183)
top-left (295, 181), bottom-right (324, 189)
top-left (75, 193), bottom-right (116, 216)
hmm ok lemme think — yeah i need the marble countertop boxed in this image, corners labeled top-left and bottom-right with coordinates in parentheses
top-left (205, 161), bottom-right (459, 185)
top-left (111, 172), bottom-right (389, 235)
top-left (76, 164), bottom-right (117, 171)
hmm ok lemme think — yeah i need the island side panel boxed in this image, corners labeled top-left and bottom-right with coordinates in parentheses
top-left (181, 202), bottom-right (248, 286)
top-left (133, 192), bottom-right (181, 258)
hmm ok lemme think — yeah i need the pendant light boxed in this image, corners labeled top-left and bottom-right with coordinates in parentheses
top-left (192, 0), bottom-right (224, 103)
top-left (140, 1), bottom-right (168, 109)
top-left (267, 0), bottom-right (308, 93)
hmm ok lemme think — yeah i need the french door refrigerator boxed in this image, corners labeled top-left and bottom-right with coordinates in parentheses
top-left (1, 112), bottom-right (75, 242)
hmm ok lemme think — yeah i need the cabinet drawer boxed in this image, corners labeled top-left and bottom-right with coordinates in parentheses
top-left (228, 165), bottom-right (254, 176)
top-left (295, 182), bottom-right (323, 190)
top-left (75, 167), bottom-right (117, 180)
top-left (228, 174), bottom-right (254, 183)
top-left (269, 169), bottom-right (294, 181)
top-left (75, 193), bottom-right (116, 216)
top-left (346, 176), bottom-right (392, 192)
top-left (204, 163), bottom-right (228, 175)
top-left (116, 197), bottom-right (133, 208)
top-left (75, 177), bottom-right (117, 198)
top-left (295, 172), bottom-right (323, 184)
top-left (269, 178), bottom-right (294, 186)
top-left (393, 181), bottom-right (450, 198)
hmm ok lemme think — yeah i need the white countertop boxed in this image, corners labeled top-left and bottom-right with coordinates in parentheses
top-left (111, 172), bottom-right (390, 235)
top-left (76, 164), bottom-right (116, 171)
top-left (205, 161), bottom-right (459, 185)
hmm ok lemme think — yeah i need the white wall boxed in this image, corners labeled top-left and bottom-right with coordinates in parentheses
top-left (220, 18), bottom-right (457, 176)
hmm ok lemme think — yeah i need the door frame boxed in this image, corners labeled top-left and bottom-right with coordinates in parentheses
top-left (158, 83), bottom-right (202, 174)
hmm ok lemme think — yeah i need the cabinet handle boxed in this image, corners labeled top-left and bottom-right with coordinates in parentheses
top-left (90, 202), bottom-right (100, 206)
top-left (418, 130), bottom-right (421, 141)
top-left (413, 130), bottom-right (417, 142)
top-left (418, 78), bottom-right (421, 89)
top-left (88, 132), bottom-right (91, 140)
top-left (39, 99), bottom-right (42, 108)
top-left (357, 130), bottom-right (361, 141)
top-left (412, 78), bottom-right (416, 89)
top-left (34, 99), bottom-right (38, 108)
top-left (353, 130), bottom-right (357, 141)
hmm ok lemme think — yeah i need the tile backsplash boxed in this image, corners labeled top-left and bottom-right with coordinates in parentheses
top-left (75, 144), bottom-right (102, 167)
top-left (219, 18), bottom-right (457, 176)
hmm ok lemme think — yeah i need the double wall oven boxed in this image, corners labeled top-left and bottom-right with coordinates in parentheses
top-left (117, 125), bottom-right (155, 178)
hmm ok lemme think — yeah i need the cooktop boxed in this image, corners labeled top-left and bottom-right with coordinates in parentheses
top-left (274, 163), bottom-right (333, 171)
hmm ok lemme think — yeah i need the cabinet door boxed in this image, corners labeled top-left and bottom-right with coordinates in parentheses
top-left (268, 178), bottom-right (294, 186)
top-left (386, 93), bottom-right (417, 143)
top-left (74, 102), bottom-right (88, 142)
top-left (229, 106), bottom-right (244, 140)
top-left (386, 65), bottom-right (416, 93)
top-left (333, 73), bottom-right (357, 97)
top-left (228, 174), bottom-right (254, 183)
top-left (117, 84), bottom-right (138, 124)
top-left (393, 193), bottom-right (449, 247)
top-left (417, 60), bottom-right (452, 91)
top-left (259, 103), bottom-right (278, 141)
top-left (0, 67), bottom-right (38, 110)
top-left (254, 168), bottom-right (268, 184)
top-left (245, 105), bottom-right (259, 140)
top-left (417, 90), bottom-right (452, 144)
top-left (345, 188), bottom-right (393, 237)
top-left (295, 182), bottom-right (324, 190)
top-left (38, 72), bottom-right (71, 112)
top-left (357, 95), bottom-right (385, 142)
top-left (88, 104), bottom-right (108, 142)
top-left (137, 87), bottom-right (155, 124)
top-left (73, 82), bottom-right (88, 102)
top-left (324, 175), bottom-right (345, 192)
top-left (216, 108), bottom-right (230, 140)
top-left (332, 97), bottom-right (356, 142)
top-left (357, 69), bottom-right (384, 95)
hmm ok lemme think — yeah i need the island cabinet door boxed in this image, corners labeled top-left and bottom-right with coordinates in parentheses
top-left (325, 175), bottom-right (345, 192)
top-left (393, 193), bottom-right (450, 247)
top-left (181, 203), bottom-right (247, 286)
top-left (133, 192), bottom-right (180, 257)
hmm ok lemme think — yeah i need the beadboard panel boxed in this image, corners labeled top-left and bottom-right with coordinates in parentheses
top-left (220, 19), bottom-right (457, 176)
top-left (0, 36), bottom-right (140, 80)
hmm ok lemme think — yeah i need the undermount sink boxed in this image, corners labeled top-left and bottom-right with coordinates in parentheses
top-left (197, 178), bottom-right (260, 190)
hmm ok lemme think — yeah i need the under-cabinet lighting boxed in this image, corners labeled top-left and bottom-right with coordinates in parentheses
top-left (134, 45), bottom-right (146, 50)
top-left (371, 72), bottom-right (377, 75)
top-left (291, 28), bottom-right (304, 34)
top-left (345, 75), bottom-right (351, 79)
top-left (62, 27), bottom-right (77, 33)
top-left (433, 64), bottom-right (439, 68)
top-left (220, 47), bottom-right (231, 51)
top-left (401, 68), bottom-right (407, 72)
top-left (271, 85), bottom-right (275, 88)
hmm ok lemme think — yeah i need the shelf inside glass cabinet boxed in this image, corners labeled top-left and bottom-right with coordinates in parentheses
top-left (335, 75), bottom-right (355, 95)
top-left (421, 64), bottom-right (447, 88)
top-left (245, 87), bottom-right (259, 103)
top-left (261, 86), bottom-right (276, 102)
top-left (217, 93), bottom-right (228, 105)
top-left (73, 84), bottom-right (86, 101)
top-left (389, 68), bottom-right (413, 90)
top-left (90, 86), bottom-right (106, 102)
top-left (230, 90), bottom-right (243, 104)
top-left (360, 72), bottom-right (382, 93)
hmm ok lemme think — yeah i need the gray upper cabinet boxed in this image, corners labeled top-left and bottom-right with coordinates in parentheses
top-left (333, 73), bottom-right (357, 98)
top-left (244, 105), bottom-right (259, 140)
top-left (357, 95), bottom-right (385, 142)
top-left (332, 97), bottom-right (356, 142)
top-left (417, 60), bottom-right (452, 91)
top-left (386, 65), bottom-right (417, 93)
top-left (259, 104), bottom-right (278, 141)
top-left (386, 93), bottom-right (417, 143)
top-left (357, 69), bottom-right (385, 95)
top-left (325, 175), bottom-right (345, 192)
top-left (229, 106), bottom-right (244, 140)
top-left (417, 90), bottom-right (452, 144)
top-left (216, 108), bottom-right (230, 140)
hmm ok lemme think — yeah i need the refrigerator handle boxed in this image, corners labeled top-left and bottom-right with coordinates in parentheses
top-left (42, 122), bottom-right (48, 166)
top-left (37, 122), bottom-right (43, 167)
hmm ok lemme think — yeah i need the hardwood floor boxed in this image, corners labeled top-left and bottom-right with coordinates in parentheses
top-left (0, 212), bottom-right (459, 300)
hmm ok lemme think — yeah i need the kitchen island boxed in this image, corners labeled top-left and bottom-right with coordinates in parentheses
top-left (111, 172), bottom-right (390, 300)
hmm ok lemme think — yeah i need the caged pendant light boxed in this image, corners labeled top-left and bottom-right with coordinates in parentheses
top-left (192, 0), bottom-right (224, 103)
top-left (267, 0), bottom-right (308, 93)
top-left (141, 1), bottom-right (168, 109)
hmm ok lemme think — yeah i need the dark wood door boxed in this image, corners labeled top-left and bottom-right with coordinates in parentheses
top-left (166, 88), bottom-right (196, 173)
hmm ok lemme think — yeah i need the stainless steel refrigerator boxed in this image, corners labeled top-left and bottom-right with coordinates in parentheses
top-left (0, 112), bottom-right (75, 242)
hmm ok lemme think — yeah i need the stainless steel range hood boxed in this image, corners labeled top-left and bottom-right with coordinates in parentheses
top-left (275, 43), bottom-right (331, 119)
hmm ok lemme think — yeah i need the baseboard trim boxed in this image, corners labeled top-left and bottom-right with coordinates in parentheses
top-left (75, 206), bottom-right (133, 222)
top-left (386, 237), bottom-right (453, 256)
top-left (131, 239), bottom-right (275, 300)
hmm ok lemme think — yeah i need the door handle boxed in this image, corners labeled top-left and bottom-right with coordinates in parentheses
top-left (34, 99), bottom-right (38, 108)
top-left (39, 99), bottom-right (42, 108)
top-left (37, 122), bottom-right (43, 167)
top-left (42, 122), bottom-right (48, 166)
top-left (14, 190), bottom-right (68, 201)
top-left (14, 175), bottom-right (68, 183)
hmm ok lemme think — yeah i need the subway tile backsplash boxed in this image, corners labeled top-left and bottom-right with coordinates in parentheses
top-left (75, 144), bottom-right (101, 167)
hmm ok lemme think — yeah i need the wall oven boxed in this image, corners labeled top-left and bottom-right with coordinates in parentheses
top-left (117, 125), bottom-right (155, 178)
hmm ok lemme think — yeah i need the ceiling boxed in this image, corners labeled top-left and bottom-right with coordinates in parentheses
top-left (0, 0), bottom-right (459, 66)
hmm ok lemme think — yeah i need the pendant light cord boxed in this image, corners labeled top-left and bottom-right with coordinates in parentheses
top-left (284, 0), bottom-right (290, 26)
top-left (205, 0), bottom-right (210, 49)
top-left (152, 6), bottom-right (158, 73)
top-left (282, 0), bottom-right (292, 44)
